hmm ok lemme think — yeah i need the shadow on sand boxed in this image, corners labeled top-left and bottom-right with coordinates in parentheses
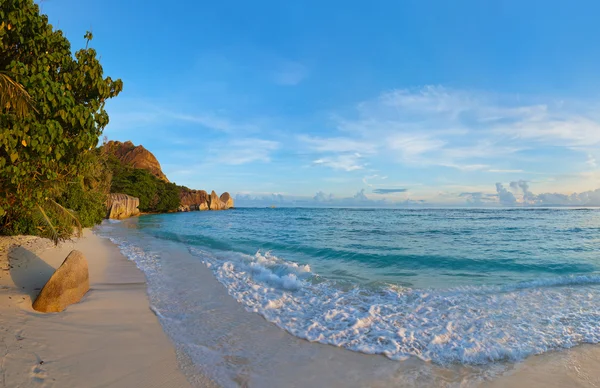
top-left (9, 246), bottom-right (56, 300)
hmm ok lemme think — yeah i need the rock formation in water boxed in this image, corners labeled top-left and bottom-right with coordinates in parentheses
top-left (208, 190), bottom-right (225, 210)
top-left (106, 193), bottom-right (140, 219)
top-left (220, 192), bottom-right (234, 209)
top-left (178, 189), bottom-right (234, 211)
top-left (179, 189), bottom-right (209, 211)
top-left (104, 140), bottom-right (169, 182)
top-left (32, 250), bottom-right (90, 313)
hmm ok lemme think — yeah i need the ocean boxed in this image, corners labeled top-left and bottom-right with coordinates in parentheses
top-left (97, 208), bottom-right (600, 386)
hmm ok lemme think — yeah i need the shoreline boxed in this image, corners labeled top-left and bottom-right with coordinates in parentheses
top-left (2, 222), bottom-right (600, 387)
top-left (0, 229), bottom-right (215, 387)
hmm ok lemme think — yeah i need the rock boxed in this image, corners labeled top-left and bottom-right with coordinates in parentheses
top-left (179, 189), bottom-right (208, 211)
top-left (104, 140), bottom-right (169, 182)
top-left (220, 192), bottom-right (234, 209)
top-left (208, 190), bottom-right (225, 210)
top-left (32, 250), bottom-right (90, 313)
top-left (106, 193), bottom-right (140, 219)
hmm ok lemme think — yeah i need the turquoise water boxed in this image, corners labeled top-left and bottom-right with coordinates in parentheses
top-left (99, 208), bottom-right (600, 366)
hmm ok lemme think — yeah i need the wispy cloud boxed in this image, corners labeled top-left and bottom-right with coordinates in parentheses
top-left (105, 98), bottom-right (263, 134)
top-left (214, 139), bottom-right (280, 165)
top-left (587, 154), bottom-right (598, 168)
top-left (170, 113), bottom-right (259, 133)
top-left (313, 153), bottom-right (365, 171)
top-left (314, 86), bottom-right (600, 176)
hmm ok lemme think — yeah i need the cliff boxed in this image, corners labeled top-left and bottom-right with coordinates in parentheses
top-left (104, 140), bottom-right (169, 182)
top-left (106, 193), bottom-right (140, 219)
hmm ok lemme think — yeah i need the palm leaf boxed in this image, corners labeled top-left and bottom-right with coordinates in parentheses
top-left (34, 204), bottom-right (60, 245)
top-left (47, 199), bottom-right (82, 238)
top-left (33, 200), bottom-right (83, 245)
top-left (0, 71), bottom-right (37, 117)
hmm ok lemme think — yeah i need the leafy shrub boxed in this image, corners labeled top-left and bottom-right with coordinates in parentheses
top-left (57, 182), bottom-right (107, 228)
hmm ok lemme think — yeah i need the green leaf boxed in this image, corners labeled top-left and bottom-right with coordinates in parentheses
top-left (10, 153), bottom-right (18, 163)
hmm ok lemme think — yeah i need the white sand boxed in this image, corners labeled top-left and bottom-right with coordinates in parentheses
top-left (0, 230), bottom-right (216, 388)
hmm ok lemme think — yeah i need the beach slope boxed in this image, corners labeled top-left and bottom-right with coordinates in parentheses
top-left (0, 230), bottom-right (212, 388)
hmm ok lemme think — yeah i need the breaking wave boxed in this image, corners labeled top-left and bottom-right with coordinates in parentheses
top-left (193, 248), bottom-right (600, 365)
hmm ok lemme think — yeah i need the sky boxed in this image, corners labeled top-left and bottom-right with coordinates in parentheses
top-left (40, 0), bottom-right (600, 206)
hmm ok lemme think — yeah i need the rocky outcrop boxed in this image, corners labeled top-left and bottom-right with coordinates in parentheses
top-left (220, 192), bottom-right (234, 209)
top-left (32, 250), bottom-right (90, 313)
top-left (106, 193), bottom-right (140, 219)
top-left (208, 190), bottom-right (225, 210)
top-left (179, 189), bottom-right (208, 212)
top-left (104, 140), bottom-right (169, 182)
top-left (178, 189), bottom-right (233, 211)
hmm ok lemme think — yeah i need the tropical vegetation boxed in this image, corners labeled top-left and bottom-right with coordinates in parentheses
top-left (0, 0), bottom-right (122, 242)
top-left (0, 0), bottom-right (186, 243)
top-left (106, 152), bottom-right (181, 213)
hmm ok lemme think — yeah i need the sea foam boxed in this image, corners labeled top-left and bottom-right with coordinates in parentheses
top-left (193, 247), bottom-right (600, 365)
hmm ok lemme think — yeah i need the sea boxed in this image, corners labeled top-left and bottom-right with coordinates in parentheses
top-left (97, 208), bottom-right (600, 387)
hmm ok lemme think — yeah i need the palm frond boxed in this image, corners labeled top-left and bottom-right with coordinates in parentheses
top-left (34, 204), bottom-right (60, 245)
top-left (32, 200), bottom-right (83, 245)
top-left (47, 199), bottom-right (83, 238)
top-left (0, 71), bottom-right (37, 117)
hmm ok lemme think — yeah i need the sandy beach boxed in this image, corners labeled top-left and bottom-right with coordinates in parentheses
top-left (0, 229), bottom-right (216, 388)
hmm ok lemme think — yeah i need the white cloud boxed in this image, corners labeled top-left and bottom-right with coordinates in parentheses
top-left (493, 180), bottom-right (600, 206)
top-left (318, 86), bottom-right (600, 175)
top-left (313, 153), bottom-right (365, 171)
top-left (587, 154), bottom-right (597, 168)
top-left (215, 139), bottom-right (279, 165)
top-left (387, 134), bottom-right (446, 161)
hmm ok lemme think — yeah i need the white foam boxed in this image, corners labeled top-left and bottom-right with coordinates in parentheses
top-left (193, 247), bottom-right (600, 365)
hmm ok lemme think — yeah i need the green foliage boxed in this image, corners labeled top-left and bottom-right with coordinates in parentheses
top-left (0, 71), bottom-right (36, 117)
top-left (57, 181), bottom-right (107, 228)
top-left (0, 199), bottom-right (82, 244)
top-left (107, 155), bottom-right (180, 213)
top-left (56, 148), bottom-right (112, 228)
top-left (0, 0), bottom-right (122, 238)
top-left (33, 200), bottom-right (82, 245)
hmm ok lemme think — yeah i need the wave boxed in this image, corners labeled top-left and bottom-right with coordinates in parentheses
top-left (191, 247), bottom-right (600, 365)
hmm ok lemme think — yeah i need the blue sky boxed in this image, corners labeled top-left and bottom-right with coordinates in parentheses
top-left (41, 0), bottom-right (600, 206)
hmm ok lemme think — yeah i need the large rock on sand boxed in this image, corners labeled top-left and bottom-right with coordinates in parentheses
top-left (106, 193), bottom-right (140, 219)
top-left (220, 192), bottom-right (234, 209)
top-left (32, 250), bottom-right (90, 313)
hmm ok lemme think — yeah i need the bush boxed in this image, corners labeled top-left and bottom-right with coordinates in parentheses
top-left (57, 182), bottom-right (107, 228)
